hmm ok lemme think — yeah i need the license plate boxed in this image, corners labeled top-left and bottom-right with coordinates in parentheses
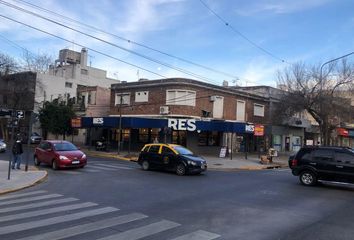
top-left (72, 160), bottom-right (80, 164)
top-left (201, 164), bottom-right (205, 169)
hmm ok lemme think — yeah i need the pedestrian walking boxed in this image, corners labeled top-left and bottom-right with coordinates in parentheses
top-left (12, 138), bottom-right (23, 170)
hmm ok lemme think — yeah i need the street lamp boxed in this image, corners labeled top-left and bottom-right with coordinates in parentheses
top-left (319, 51), bottom-right (354, 145)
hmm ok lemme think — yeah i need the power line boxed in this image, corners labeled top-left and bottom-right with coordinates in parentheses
top-left (13, 0), bottom-right (239, 80)
top-left (199, 0), bottom-right (290, 64)
top-left (0, 13), bottom-right (169, 79)
top-left (0, 0), bottom-right (223, 85)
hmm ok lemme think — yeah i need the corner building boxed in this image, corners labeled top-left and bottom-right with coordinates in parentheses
top-left (82, 78), bottom-right (271, 155)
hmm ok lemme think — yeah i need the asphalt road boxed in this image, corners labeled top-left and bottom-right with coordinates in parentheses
top-left (1, 150), bottom-right (354, 239)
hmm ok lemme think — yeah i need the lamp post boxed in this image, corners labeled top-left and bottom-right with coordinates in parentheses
top-left (319, 52), bottom-right (354, 145)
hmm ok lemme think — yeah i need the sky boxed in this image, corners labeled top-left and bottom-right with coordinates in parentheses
top-left (0, 0), bottom-right (353, 87)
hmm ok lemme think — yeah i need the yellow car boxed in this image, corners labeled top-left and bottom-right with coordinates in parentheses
top-left (137, 143), bottom-right (207, 176)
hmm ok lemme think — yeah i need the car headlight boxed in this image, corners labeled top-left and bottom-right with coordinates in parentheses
top-left (59, 155), bottom-right (69, 160)
top-left (188, 160), bottom-right (197, 166)
top-left (81, 154), bottom-right (86, 159)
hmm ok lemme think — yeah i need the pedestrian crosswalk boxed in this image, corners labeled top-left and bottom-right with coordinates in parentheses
top-left (43, 162), bottom-right (138, 175)
top-left (0, 190), bottom-right (220, 240)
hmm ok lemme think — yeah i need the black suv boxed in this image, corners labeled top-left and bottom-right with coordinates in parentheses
top-left (289, 146), bottom-right (354, 186)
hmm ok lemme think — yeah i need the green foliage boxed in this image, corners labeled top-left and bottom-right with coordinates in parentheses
top-left (39, 102), bottom-right (75, 136)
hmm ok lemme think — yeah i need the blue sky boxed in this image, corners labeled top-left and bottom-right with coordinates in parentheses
top-left (0, 0), bottom-right (353, 87)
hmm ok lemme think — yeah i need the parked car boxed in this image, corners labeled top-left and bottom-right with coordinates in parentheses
top-left (29, 132), bottom-right (42, 144)
top-left (138, 143), bottom-right (207, 176)
top-left (34, 140), bottom-right (87, 170)
top-left (0, 139), bottom-right (6, 153)
top-left (20, 132), bottom-right (42, 144)
top-left (289, 146), bottom-right (354, 186)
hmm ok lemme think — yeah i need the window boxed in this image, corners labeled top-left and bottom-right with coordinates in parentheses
top-left (115, 93), bottom-right (130, 105)
top-left (198, 131), bottom-right (220, 146)
top-left (65, 82), bottom-right (73, 88)
top-left (135, 91), bottom-right (149, 102)
top-left (313, 149), bottom-right (334, 162)
top-left (236, 100), bottom-right (245, 121)
top-left (335, 152), bottom-right (354, 164)
top-left (212, 96), bottom-right (224, 119)
top-left (139, 128), bottom-right (149, 143)
top-left (166, 90), bottom-right (196, 106)
top-left (162, 146), bottom-right (175, 155)
top-left (254, 104), bottom-right (264, 117)
top-left (148, 145), bottom-right (160, 154)
top-left (88, 91), bottom-right (96, 105)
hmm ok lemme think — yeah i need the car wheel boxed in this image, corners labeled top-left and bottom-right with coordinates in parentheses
top-left (300, 170), bottom-right (317, 186)
top-left (142, 160), bottom-right (150, 171)
top-left (176, 164), bottom-right (186, 176)
top-left (52, 160), bottom-right (58, 170)
top-left (34, 156), bottom-right (40, 166)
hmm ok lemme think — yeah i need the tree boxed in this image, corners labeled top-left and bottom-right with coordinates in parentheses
top-left (39, 102), bottom-right (76, 140)
top-left (21, 51), bottom-right (53, 74)
top-left (276, 60), bottom-right (354, 145)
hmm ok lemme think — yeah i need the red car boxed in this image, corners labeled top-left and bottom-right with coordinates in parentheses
top-left (34, 140), bottom-right (87, 170)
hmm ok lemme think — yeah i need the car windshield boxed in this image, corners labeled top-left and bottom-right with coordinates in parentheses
top-left (53, 142), bottom-right (78, 151)
top-left (172, 146), bottom-right (193, 155)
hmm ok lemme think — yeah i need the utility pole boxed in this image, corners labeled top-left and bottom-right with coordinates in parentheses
top-left (117, 94), bottom-right (123, 155)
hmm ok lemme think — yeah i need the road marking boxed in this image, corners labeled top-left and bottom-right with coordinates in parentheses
top-left (89, 165), bottom-right (118, 171)
top-left (0, 207), bottom-right (118, 235)
top-left (0, 197), bottom-right (78, 213)
top-left (0, 190), bottom-right (47, 200)
top-left (81, 168), bottom-right (100, 173)
top-left (170, 230), bottom-right (220, 240)
top-left (94, 163), bottom-right (134, 170)
top-left (17, 213), bottom-right (148, 240)
top-left (97, 220), bottom-right (181, 240)
top-left (0, 202), bottom-right (98, 223)
top-left (0, 194), bottom-right (62, 206)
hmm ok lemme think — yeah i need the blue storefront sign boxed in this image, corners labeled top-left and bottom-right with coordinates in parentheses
top-left (81, 117), bottom-right (252, 134)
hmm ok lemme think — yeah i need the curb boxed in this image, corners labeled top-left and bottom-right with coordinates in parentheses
top-left (0, 170), bottom-right (48, 195)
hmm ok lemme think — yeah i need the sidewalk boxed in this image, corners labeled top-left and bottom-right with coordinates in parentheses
top-left (0, 150), bottom-right (289, 195)
top-left (0, 160), bottom-right (47, 195)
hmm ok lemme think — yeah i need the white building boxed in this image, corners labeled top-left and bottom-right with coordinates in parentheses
top-left (33, 48), bottom-right (119, 142)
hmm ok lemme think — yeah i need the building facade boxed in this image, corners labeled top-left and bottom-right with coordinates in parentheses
top-left (81, 78), bottom-right (272, 155)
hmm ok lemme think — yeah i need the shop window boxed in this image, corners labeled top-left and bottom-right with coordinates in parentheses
top-left (254, 104), bottom-right (264, 117)
top-left (172, 131), bottom-right (187, 146)
top-left (166, 90), bottom-right (196, 106)
top-left (139, 128), bottom-right (149, 143)
top-left (198, 131), bottom-right (220, 146)
top-left (122, 129), bottom-right (130, 141)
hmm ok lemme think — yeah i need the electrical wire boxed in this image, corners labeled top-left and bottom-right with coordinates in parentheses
top-left (0, 13), bottom-right (169, 79)
top-left (13, 0), bottom-right (239, 80)
top-left (199, 0), bottom-right (290, 64)
top-left (0, 0), bottom-right (224, 85)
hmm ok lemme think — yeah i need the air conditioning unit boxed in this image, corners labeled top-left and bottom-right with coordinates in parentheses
top-left (160, 106), bottom-right (169, 115)
top-left (210, 96), bottom-right (217, 102)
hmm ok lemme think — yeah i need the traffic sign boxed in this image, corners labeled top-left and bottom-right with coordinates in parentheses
top-left (16, 110), bottom-right (25, 119)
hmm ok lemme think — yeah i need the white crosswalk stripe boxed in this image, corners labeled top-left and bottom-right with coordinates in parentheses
top-left (0, 190), bottom-right (47, 200)
top-left (0, 197), bottom-right (78, 213)
top-left (170, 230), bottom-right (221, 240)
top-left (0, 194), bottom-right (62, 206)
top-left (94, 163), bottom-right (134, 170)
top-left (0, 207), bottom-right (118, 235)
top-left (88, 165), bottom-right (118, 171)
top-left (17, 213), bottom-right (148, 240)
top-left (97, 220), bottom-right (181, 240)
top-left (0, 190), bottom-right (220, 239)
top-left (0, 202), bottom-right (98, 223)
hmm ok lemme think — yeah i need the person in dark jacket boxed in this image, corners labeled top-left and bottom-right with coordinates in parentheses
top-left (12, 138), bottom-right (23, 169)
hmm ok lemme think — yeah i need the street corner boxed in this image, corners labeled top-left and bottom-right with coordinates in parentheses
top-left (0, 169), bottom-right (48, 195)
